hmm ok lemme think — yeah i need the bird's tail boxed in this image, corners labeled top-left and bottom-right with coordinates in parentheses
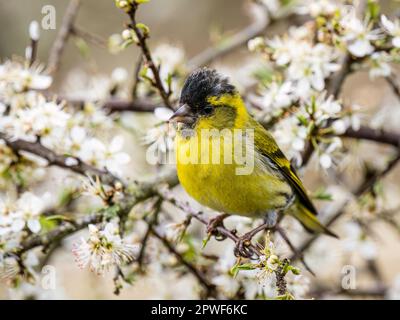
top-left (288, 201), bottom-right (338, 238)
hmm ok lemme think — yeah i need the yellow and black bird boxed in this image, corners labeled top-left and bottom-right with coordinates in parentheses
top-left (170, 68), bottom-right (337, 253)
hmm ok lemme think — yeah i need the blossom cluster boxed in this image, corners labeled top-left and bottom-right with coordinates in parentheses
top-left (0, 60), bottom-right (130, 177)
top-left (248, 0), bottom-right (399, 167)
top-left (210, 232), bottom-right (308, 300)
top-left (72, 222), bottom-right (138, 275)
top-left (0, 192), bottom-right (49, 280)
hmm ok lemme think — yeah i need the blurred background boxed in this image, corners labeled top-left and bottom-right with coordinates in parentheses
top-left (1, 0), bottom-right (400, 299)
top-left (0, 0), bottom-right (248, 87)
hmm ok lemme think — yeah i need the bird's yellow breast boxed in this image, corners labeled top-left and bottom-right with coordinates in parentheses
top-left (175, 125), bottom-right (292, 216)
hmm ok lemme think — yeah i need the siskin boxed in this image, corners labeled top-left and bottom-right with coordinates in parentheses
top-left (170, 68), bottom-right (337, 255)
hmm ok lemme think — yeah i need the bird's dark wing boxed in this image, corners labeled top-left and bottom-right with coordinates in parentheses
top-left (253, 120), bottom-right (318, 216)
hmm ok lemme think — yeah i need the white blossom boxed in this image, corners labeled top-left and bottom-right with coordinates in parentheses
top-left (143, 110), bottom-right (175, 163)
top-left (111, 67), bottom-right (128, 85)
top-left (102, 135), bottom-right (131, 175)
top-left (298, 0), bottom-right (339, 17)
top-left (386, 275), bottom-right (400, 300)
top-left (154, 107), bottom-right (174, 122)
top-left (150, 44), bottom-right (185, 97)
top-left (29, 21), bottom-right (40, 41)
top-left (342, 221), bottom-right (377, 260)
top-left (0, 192), bottom-right (47, 237)
top-left (212, 274), bottom-right (240, 297)
top-left (381, 15), bottom-right (400, 48)
top-left (256, 81), bottom-right (293, 112)
top-left (287, 274), bottom-right (310, 299)
top-left (248, 37), bottom-right (265, 52)
top-left (0, 256), bottom-right (20, 281)
top-left (72, 222), bottom-right (138, 275)
top-left (76, 136), bottom-right (130, 175)
top-left (266, 30), bottom-right (339, 98)
top-left (368, 52), bottom-right (392, 79)
top-left (0, 60), bottom-right (52, 94)
top-left (340, 12), bottom-right (381, 57)
top-left (0, 96), bottom-right (70, 146)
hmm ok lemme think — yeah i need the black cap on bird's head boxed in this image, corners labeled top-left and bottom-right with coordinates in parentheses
top-left (170, 68), bottom-right (236, 125)
top-left (180, 68), bottom-right (236, 108)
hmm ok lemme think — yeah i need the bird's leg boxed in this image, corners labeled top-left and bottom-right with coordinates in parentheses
top-left (264, 211), bottom-right (278, 228)
top-left (207, 213), bottom-right (229, 240)
top-left (234, 211), bottom-right (278, 258)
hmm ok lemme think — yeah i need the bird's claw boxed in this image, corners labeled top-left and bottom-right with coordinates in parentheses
top-left (234, 234), bottom-right (255, 258)
top-left (207, 213), bottom-right (229, 240)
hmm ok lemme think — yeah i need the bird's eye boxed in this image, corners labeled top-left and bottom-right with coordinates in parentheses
top-left (202, 106), bottom-right (213, 115)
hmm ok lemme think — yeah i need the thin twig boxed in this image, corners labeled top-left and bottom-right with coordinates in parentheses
top-left (29, 39), bottom-right (38, 67)
top-left (0, 132), bottom-right (120, 186)
top-left (70, 25), bottom-right (107, 48)
top-left (292, 152), bottom-right (400, 260)
top-left (137, 197), bottom-right (162, 268)
top-left (386, 76), bottom-right (400, 101)
top-left (275, 226), bottom-right (315, 276)
top-left (126, 3), bottom-right (173, 109)
top-left (47, 0), bottom-right (81, 75)
top-left (342, 126), bottom-right (400, 148)
top-left (187, 2), bottom-right (269, 69)
top-left (300, 0), bottom-right (366, 167)
top-left (4, 171), bottom-right (179, 258)
top-left (150, 226), bottom-right (216, 297)
top-left (131, 54), bottom-right (143, 99)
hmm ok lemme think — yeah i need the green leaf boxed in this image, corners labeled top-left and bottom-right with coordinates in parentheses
top-left (44, 215), bottom-right (71, 222)
top-left (135, 0), bottom-right (150, 3)
top-left (230, 262), bottom-right (256, 277)
top-left (123, 272), bottom-right (136, 285)
top-left (367, 0), bottom-right (380, 20)
top-left (201, 233), bottom-right (211, 249)
top-left (73, 37), bottom-right (90, 59)
top-left (166, 73), bottom-right (173, 90)
top-left (276, 293), bottom-right (295, 300)
top-left (39, 216), bottom-right (57, 232)
top-left (182, 235), bottom-right (197, 262)
top-left (136, 23), bottom-right (150, 37)
top-left (139, 65), bottom-right (149, 78)
top-left (103, 204), bottom-right (121, 220)
top-left (312, 188), bottom-right (333, 201)
top-left (121, 39), bottom-right (134, 49)
top-left (252, 68), bottom-right (274, 84)
top-left (236, 263), bottom-right (256, 271)
top-left (58, 188), bottom-right (76, 207)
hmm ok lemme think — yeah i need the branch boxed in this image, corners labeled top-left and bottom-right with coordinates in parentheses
top-left (342, 126), bottom-right (400, 148)
top-left (70, 25), bottom-right (107, 48)
top-left (104, 98), bottom-right (162, 113)
top-left (47, 0), bottom-right (81, 75)
top-left (0, 132), bottom-right (120, 186)
top-left (5, 170), bottom-right (178, 258)
top-left (386, 76), bottom-right (400, 101)
top-left (300, 0), bottom-right (366, 167)
top-left (292, 152), bottom-right (400, 260)
top-left (150, 226), bottom-right (216, 297)
top-left (311, 285), bottom-right (387, 298)
top-left (126, 3), bottom-right (173, 109)
top-left (187, 2), bottom-right (269, 69)
top-left (163, 194), bottom-right (313, 273)
top-left (137, 197), bottom-right (162, 268)
top-left (10, 212), bottom-right (102, 257)
top-left (131, 54), bottom-right (143, 99)
top-left (326, 54), bottom-right (352, 97)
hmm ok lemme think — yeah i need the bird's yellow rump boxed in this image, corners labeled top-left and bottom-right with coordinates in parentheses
top-left (171, 68), bottom-right (337, 238)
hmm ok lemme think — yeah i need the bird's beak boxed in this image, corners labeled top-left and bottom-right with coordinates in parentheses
top-left (169, 104), bottom-right (195, 125)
